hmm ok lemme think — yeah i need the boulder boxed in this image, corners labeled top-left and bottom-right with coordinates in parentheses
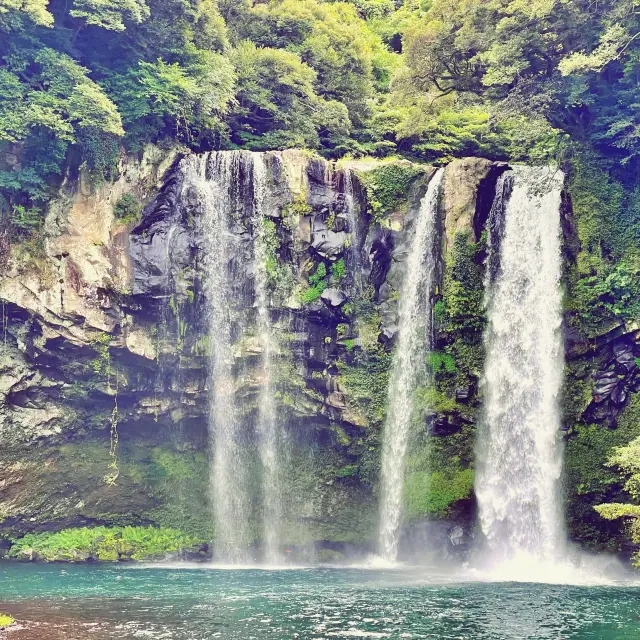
top-left (320, 288), bottom-right (347, 308)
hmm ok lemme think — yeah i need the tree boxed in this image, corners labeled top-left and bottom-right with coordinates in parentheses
top-left (230, 41), bottom-right (348, 150)
top-left (596, 436), bottom-right (640, 566)
top-left (0, 0), bottom-right (53, 30)
top-left (69, 0), bottom-right (150, 31)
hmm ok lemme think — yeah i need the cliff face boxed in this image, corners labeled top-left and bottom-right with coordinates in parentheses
top-left (0, 147), bottom-right (638, 560)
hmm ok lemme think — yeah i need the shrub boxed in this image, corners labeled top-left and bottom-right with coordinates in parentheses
top-left (356, 163), bottom-right (424, 223)
top-left (113, 193), bottom-right (142, 224)
top-left (300, 262), bottom-right (328, 304)
top-left (8, 526), bottom-right (204, 562)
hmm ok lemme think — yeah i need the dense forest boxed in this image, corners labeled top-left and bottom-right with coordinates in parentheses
top-left (2, 0), bottom-right (640, 563)
top-left (3, 0), bottom-right (640, 210)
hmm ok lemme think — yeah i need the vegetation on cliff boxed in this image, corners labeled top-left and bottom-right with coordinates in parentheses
top-left (7, 526), bottom-right (204, 562)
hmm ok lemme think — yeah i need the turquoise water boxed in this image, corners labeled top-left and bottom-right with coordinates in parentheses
top-left (0, 563), bottom-right (639, 639)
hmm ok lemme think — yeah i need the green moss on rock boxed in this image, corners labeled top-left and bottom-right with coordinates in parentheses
top-left (356, 164), bottom-right (424, 224)
top-left (404, 468), bottom-right (474, 520)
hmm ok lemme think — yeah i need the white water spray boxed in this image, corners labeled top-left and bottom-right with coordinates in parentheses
top-left (476, 166), bottom-right (565, 571)
top-left (252, 154), bottom-right (286, 564)
top-left (378, 168), bottom-right (444, 562)
top-left (184, 152), bottom-right (253, 562)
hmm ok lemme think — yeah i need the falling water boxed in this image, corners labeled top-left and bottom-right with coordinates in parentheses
top-left (343, 168), bottom-right (362, 292)
top-left (378, 168), bottom-right (444, 562)
top-left (184, 152), bottom-right (253, 563)
top-left (184, 151), bottom-right (290, 563)
top-left (252, 154), bottom-right (286, 564)
top-left (476, 166), bottom-right (565, 570)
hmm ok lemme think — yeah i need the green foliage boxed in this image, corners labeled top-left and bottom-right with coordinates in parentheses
top-left (567, 155), bottom-right (640, 336)
top-left (565, 393), bottom-right (640, 549)
top-left (70, 0), bottom-right (150, 31)
top-left (415, 387), bottom-right (459, 414)
top-left (0, 614), bottom-right (15, 629)
top-left (10, 205), bottom-right (43, 233)
top-left (227, 0), bottom-right (398, 143)
top-left (336, 322), bottom-right (350, 338)
top-left (428, 351), bottom-right (457, 375)
top-left (113, 193), bottom-right (142, 224)
top-left (343, 339), bottom-right (356, 351)
top-left (111, 55), bottom-right (234, 143)
top-left (89, 333), bottom-right (112, 377)
top-left (8, 526), bottom-right (203, 562)
top-left (442, 232), bottom-right (485, 330)
top-left (338, 344), bottom-right (391, 428)
top-left (327, 0), bottom-right (396, 21)
top-left (404, 468), bottom-right (473, 519)
top-left (435, 230), bottom-right (485, 403)
top-left (4, 0), bottom-right (640, 216)
top-left (331, 258), bottom-right (347, 282)
top-left (356, 163), bottom-right (424, 223)
top-left (300, 261), bottom-right (328, 304)
top-left (595, 434), bottom-right (640, 565)
top-left (231, 41), bottom-right (348, 151)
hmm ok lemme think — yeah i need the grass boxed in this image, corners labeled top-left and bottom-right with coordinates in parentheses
top-left (0, 614), bottom-right (15, 629)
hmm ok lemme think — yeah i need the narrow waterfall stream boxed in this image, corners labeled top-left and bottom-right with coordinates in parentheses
top-left (343, 168), bottom-right (362, 293)
top-left (252, 154), bottom-right (286, 564)
top-left (378, 168), bottom-right (444, 561)
top-left (476, 166), bottom-right (565, 570)
top-left (182, 151), bottom-right (289, 563)
top-left (184, 152), bottom-right (252, 562)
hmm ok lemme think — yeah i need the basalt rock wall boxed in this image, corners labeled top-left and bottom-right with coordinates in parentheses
top-left (0, 147), bottom-right (637, 561)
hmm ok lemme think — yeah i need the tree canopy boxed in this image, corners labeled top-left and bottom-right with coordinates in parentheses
top-left (2, 0), bottom-right (640, 218)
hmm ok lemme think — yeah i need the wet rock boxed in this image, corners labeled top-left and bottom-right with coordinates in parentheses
top-left (611, 385), bottom-right (628, 406)
top-left (311, 218), bottom-right (348, 258)
top-left (593, 371), bottom-right (619, 403)
top-left (326, 391), bottom-right (346, 410)
top-left (321, 288), bottom-right (347, 308)
top-left (367, 226), bottom-right (395, 294)
top-left (442, 157), bottom-right (507, 250)
top-left (613, 342), bottom-right (637, 373)
top-left (426, 413), bottom-right (461, 436)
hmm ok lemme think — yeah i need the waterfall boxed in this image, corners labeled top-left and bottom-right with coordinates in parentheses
top-left (343, 168), bottom-right (362, 292)
top-left (476, 166), bottom-right (565, 569)
top-left (252, 154), bottom-right (286, 564)
top-left (183, 151), bottom-right (289, 563)
top-left (378, 168), bottom-right (444, 562)
top-left (183, 152), bottom-right (253, 562)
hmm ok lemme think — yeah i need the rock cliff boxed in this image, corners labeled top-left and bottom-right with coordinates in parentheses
top-left (1, 147), bottom-right (638, 562)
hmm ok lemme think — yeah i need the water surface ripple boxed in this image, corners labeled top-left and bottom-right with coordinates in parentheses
top-left (1, 564), bottom-right (639, 639)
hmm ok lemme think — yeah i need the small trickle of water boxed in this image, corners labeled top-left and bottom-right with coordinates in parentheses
top-left (378, 168), bottom-right (444, 561)
top-left (343, 168), bottom-right (362, 293)
top-left (476, 166), bottom-right (565, 569)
